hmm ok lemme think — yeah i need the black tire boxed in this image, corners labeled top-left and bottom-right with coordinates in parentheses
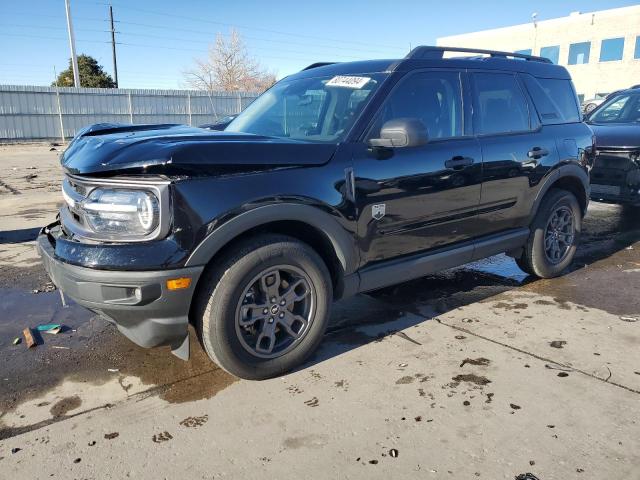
top-left (517, 188), bottom-right (581, 278)
top-left (194, 234), bottom-right (332, 380)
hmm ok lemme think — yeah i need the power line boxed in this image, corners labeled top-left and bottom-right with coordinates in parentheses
top-left (112, 20), bottom-right (402, 55)
top-left (90, 1), bottom-right (403, 50)
top-left (1, 32), bottom-right (110, 44)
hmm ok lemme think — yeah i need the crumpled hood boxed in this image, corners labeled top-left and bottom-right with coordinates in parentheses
top-left (61, 123), bottom-right (337, 176)
top-left (589, 123), bottom-right (640, 150)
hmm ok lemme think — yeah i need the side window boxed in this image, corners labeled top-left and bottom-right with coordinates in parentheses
top-left (472, 73), bottom-right (530, 135)
top-left (368, 71), bottom-right (463, 141)
top-left (539, 78), bottom-right (580, 123)
top-left (522, 75), bottom-right (581, 124)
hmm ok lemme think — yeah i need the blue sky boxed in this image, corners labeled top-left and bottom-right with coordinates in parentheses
top-left (1, 0), bottom-right (638, 89)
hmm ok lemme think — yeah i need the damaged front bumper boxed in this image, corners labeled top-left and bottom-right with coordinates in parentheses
top-left (36, 222), bottom-right (204, 360)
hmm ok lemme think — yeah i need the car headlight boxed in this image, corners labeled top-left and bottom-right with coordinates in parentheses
top-left (81, 188), bottom-right (160, 236)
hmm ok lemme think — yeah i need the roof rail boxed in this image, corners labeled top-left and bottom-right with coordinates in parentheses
top-left (406, 46), bottom-right (552, 64)
top-left (302, 62), bottom-right (337, 71)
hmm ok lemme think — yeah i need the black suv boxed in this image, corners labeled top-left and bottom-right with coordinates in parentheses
top-left (38, 47), bottom-right (593, 379)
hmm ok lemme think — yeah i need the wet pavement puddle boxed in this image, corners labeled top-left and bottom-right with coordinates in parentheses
top-left (0, 202), bottom-right (638, 439)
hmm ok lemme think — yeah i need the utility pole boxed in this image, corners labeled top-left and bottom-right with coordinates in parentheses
top-left (64, 0), bottom-right (80, 87)
top-left (109, 4), bottom-right (119, 88)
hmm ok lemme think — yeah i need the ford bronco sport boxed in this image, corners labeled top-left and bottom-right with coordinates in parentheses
top-left (38, 47), bottom-right (593, 379)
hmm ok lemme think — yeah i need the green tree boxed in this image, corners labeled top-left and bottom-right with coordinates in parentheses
top-left (53, 54), bottom-right (116, 88)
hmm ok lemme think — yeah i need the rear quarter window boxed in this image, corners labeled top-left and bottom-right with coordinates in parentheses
top-left (523, 75), bottom-right (581, 124)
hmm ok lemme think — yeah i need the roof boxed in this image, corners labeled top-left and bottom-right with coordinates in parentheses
top-left (288, 46), bottom-right (571, 81)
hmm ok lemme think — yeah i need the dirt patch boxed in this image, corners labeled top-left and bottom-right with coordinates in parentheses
top-left (396, 376), bottom-right (415, 385)
top-left (451, 374), bottom-right (492, 386)
top-left (179, 415), bottom-right (209, 428)
top-left (493, 302), bottom-right (529, 311)
top-left (550, 340), bottom-right (567, 349)
top-left (49, 395), bottom-right (82, 418)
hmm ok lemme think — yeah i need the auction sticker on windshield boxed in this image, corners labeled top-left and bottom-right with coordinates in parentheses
top-left (326, 76), bottom-right (371, 89)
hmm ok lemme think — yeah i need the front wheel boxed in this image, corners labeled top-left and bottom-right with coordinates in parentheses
top-left (195, 234), bottom-right (332, 380)
top-left (516, 188), bottom-right (581, 278)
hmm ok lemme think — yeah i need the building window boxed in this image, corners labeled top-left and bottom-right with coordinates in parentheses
top-left (568, 42), bottom-right (591, 65)
top-left (540, 45), bottom-right (560, 64)
top-left (514, 49), bottom-right (532, 56)
top-left (600, 38), bottom-right (624, 62)
top-left (635, 36), bottom-right (640, 59)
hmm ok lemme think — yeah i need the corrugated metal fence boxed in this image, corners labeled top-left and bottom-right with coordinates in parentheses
top-left (0, 85), bottom-right (259, 141)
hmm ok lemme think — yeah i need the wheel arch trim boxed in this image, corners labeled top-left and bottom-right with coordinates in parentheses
top-left (529, 164), bottom-right (589, 222)
top-left (184, 203), bottom-right (358, 274)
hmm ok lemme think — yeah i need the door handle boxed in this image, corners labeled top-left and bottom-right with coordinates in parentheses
top-left (445, 156), bottom-right (474, 170)
top-left (527, 147), bottom-right (549, 159)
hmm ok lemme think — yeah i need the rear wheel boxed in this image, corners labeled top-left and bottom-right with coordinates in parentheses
top-left (195, 234), bottom-right (332, 380)
top-left (517, 188), bottom-right (581, 278)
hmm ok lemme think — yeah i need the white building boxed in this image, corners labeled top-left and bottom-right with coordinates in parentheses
top-left (437, 5), bottom-right (640, 103)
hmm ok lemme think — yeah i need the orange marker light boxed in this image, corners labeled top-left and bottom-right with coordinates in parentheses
top-left (166, 277), bottom-right (192, 290)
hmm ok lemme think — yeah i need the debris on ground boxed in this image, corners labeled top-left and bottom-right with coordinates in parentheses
top-left (12, 337), bottom-right (21, 345)
top-left (37, 324), bottom-right (62, 335)
top-left (619, 316), bottom-right (638, 322)
top-left (51, 346), bottom-right (70, 350)
top-left (510, 403), bottom-right (522, 410)
top-left (11, 448), bottom-right (21, 454)
top-left (25, 173), bottom-right (38, 180)
top-left (104, 432), bottom-right (119, 440)
top-left (107, 368), bottom-right (119, 373)
top-left (460, 357), bottom-right (491, 368)
top-left (389, 448), bottom-right (399, 458)
top-left (393, 331), bottom-right (422, 345)
top-left (549, 340), bottom-right (567, 348)
top-left (22, 328), bottom-right (37, 348)
top-left (32, 283), bottom-right (56, 294)
top-left (515, 474), bottom-right (540, 480)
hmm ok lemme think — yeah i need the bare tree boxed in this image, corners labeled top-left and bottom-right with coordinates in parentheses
top-left (184, 30), bottom-right (276, 92)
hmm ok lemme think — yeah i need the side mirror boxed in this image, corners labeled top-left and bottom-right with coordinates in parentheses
top-left (368, 118), bottom-right (429, 148)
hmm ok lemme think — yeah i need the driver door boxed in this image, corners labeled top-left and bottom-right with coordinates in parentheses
top-left (352, 70), bottom-right (483, 267)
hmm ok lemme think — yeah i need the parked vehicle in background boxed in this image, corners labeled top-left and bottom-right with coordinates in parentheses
top-left (199, 114), bottom-right (238, 131)
top-left (582, 97), bottom-right (605, 114)
top-left (38, 46), bottom-right (592, 379)
top-left (586, 85), bottom-right (640, 207)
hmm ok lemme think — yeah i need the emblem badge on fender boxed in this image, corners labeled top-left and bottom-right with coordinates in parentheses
top-left (372, 204), bottom-right (386, 220)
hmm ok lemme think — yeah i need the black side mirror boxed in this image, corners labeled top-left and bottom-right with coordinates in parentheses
top-left (368, 118), bottom-right (429, 148)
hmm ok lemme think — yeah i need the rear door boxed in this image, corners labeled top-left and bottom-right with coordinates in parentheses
top-left (471, 71), bottom-right (559, 236)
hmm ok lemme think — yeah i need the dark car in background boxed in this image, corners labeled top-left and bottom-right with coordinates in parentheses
top-left (586, 85), bottom-right (640, 207)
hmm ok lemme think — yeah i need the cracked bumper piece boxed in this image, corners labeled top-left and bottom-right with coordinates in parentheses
top-left (37, 226), bottom-right (204, 360)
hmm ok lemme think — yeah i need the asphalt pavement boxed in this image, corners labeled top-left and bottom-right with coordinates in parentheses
top-left (1, 144), bottom-right (638, 479)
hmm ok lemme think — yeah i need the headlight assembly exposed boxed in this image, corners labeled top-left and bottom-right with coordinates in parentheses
top-left (81, 188), bottom-right (160, 236)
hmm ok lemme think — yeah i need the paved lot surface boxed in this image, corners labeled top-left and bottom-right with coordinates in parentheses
top-left (0, 144), bottom-right (639, 479)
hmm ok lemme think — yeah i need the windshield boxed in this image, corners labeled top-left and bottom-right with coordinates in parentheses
top-left (588, 92), bottom-right (640, 124)
top-left (226, 73), bottom-right (387, 143)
